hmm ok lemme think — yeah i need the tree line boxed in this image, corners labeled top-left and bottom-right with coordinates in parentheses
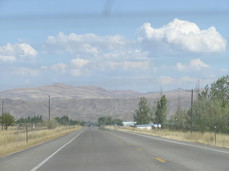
top-left (98, 116), bottom-right (123, 126)
top-left (134, 75), bottom-right (229, 134)
top-left (171, 75), bottom-right (229, 133)
top-left (1, 114), bottom-right (85, 130)
top-left (134, 95), bottom-right (167, 128)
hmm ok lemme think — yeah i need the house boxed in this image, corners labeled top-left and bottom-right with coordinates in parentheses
top-left (122, 121), bottom-right (137, 127)
top-left (135, 123), bottom-right (161, 130)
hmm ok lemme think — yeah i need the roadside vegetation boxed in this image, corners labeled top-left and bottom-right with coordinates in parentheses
top-left (0, 115), bottom-right (84, 157)
top-left (133, 75), bottom-right (229, 134)
top-left (109, 75), bottom-right (229, 148)
top-left (108, 126), bottom-right (229, 148)
top-left (98, 116), bottom-right (123, 127)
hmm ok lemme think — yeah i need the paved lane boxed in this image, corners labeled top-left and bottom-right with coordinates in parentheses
top-left (34, 127), bottom-right (167, 171)
top-left (1, 127), bottom-right (229, 171)
top-left (107, 129), bottom-right (229, 171)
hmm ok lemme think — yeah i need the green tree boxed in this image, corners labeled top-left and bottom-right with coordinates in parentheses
top-left (98, 116), bottom-right (107, 126)
top-left (209, 75), bottom-right (229, 107)
top-left (0, 113), bottom-right (15, 130)
top-left (46, 118), bottom-right (58, 129)
top-left (134, 97), bottom-right (150, 124)
top-left (171, 107), bottom-right (186, 130)
top-left (191, 75), bottom-right (229, 133)
top-left (154, 95), bottom-right (167, 128)
top-left (112, 119), bottom-right (123, 126)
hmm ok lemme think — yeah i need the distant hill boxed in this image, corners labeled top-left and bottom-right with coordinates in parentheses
top-left (0, 83), bottom-right (143, 100)
top-left (0, 84), bottom-right (195, 121)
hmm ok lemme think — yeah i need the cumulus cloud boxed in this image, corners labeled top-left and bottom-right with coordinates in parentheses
top-left (69, 58), bottom-right (90, 76)
top-left (45, 32), bottom-right (148, 60)
top-left (0, 43), bottom-right (38, 62)
top-left (18, 43), bottom-right (38, 58)
top-left (105, 61), bottom-right (150, 70)
top-left (45, 33), bottom-right (152, 76)
top-left (71, 58), bottom-right (90, 68)
top-left (159, 76), bottom-right (177, 85)
top-left (176, 58), bottom-right (209, 71)
top-left (51, 63), bottom-right (67, 73)
top-left (138, 18), bottom-right (227, 55)
top-left (16, 67), bottom-right (39, 76)
top-left (0, 55), bottom-right (16, 62)
top-left (159, 76), bottom-right (196, 85)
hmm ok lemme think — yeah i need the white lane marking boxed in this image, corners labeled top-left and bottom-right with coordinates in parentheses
top-left (30, 129), bottom-right (86, 171)
top-left (119, 131), bottom-right (229, 154)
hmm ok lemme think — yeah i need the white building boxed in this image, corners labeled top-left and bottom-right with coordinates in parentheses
top-left (122, 121), bottom-right (137, 127)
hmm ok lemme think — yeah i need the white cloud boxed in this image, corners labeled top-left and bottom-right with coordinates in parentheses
top-left (40, 65), bottom-right (49, 71)
top-left (16, 67), bottom-right (39, 76)
top-left (190, 59), bottom-right (209, 69)
top-left (45, 32), bottom-right (148, 60)
top-left (51, 63), bottom-right (67, 73)
top-left (138, 18), bottom-right (227, 55)
top-left (176, 58), bottom-right (209, 71)
top-left (18, 43), bottom-right (38, 58)
top-left (176, 62), bottom-right (186, 71)
top-left (179, 77), bottom-right (197, 84)
top-left (0, 55), bottom-right (16, 62)
top-left (159, 76), bottom-right (197, 85)
top-left (71, 58), bottom-right (89, 68)
top-left (159, 76), bottom-right (177, 85)
top-left (70, 69), bottom-right (82, 77)
top-left (105, 61), bottom-right (150, 70)
top-left (45, 33), bottom-right (152, 77)
top-left (0, 43), bottom-right (38, 62)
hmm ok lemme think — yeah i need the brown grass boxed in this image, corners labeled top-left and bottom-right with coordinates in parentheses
top-left (107, 126), bottom-right (229, 149)
top-left (0, 125), bottom-right (82, 157)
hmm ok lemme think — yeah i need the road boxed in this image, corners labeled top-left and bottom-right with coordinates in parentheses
top-left (0, 127), bottom-right (229, 171)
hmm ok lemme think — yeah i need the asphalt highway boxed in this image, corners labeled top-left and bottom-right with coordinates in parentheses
top-left (0, 127), bottom-right (229, 171)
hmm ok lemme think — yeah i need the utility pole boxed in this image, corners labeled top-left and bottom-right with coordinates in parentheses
top-left (48, 95), bottom-right (51, 120)
top-left (1, 99), bottom-right (3, 130)
top-left (191, 89), bottom-right (193, 134)
top-left (185, 89), bottom-right (199, 134)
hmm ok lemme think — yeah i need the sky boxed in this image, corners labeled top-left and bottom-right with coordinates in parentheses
top-left (0, 0), bottom-right (228, 92)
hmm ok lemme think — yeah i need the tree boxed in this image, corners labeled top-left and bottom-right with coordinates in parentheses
top-left (171, 107), bottom-right (187, 130)
top-left (0, 113), bottom-right (15, 130)
top-left (191, 75), bottom-right (229, 133)
top-left (154, 95), bottom-right (167, 128)
top-left (113, 119), bottom-right (123, 126)
top-left (209, 75), bottom-right (229, 107)
top-left (134, 97), bottom-right (150, 124)
top-left (97, 116), bottom-right (123, 126)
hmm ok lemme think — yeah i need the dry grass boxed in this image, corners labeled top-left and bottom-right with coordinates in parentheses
top-left (108, 126), bottom-right (229, 149)
top-left (0, 125), bottom-right (82, 157)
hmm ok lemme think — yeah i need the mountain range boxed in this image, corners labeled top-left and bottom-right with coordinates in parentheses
top-left (0, 84), bottom-right (194, 121)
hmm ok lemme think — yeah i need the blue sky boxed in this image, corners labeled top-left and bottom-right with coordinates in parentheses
top-left (0, 0), bottom-right (228, 92)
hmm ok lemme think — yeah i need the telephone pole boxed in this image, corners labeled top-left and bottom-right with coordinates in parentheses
top-left (48, 95), bottom-right (51, 120)
top-left (1, 99), bottom-right (3, 130)
top-left (185, 89), bottom-right (199, 134)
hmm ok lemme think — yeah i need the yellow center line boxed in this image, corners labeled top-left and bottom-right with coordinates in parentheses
top-left (136, 147), bottom-right (143, 151)
top-left (155, 157), bottom-right (166, 163)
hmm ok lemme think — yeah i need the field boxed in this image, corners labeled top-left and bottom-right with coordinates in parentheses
top-left (0, 125), bottom-right (82, 157)
top-left (108, 126), bottom-right (229, 149)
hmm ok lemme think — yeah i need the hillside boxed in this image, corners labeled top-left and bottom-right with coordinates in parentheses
top-left (0, 84), bottom-right (194, 121)
top-left (0, 83), bottom-right (142, 100)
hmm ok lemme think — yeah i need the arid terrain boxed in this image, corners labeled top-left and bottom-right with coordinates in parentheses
top-left (0, 84), bottom-right (192, 121)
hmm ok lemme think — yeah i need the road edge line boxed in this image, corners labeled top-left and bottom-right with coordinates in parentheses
top-left (30, 129), bottom-right (86, 171)
top-left (112, 129), bottom-right (229, 154)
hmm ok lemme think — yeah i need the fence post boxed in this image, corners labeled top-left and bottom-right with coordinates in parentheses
top-left (26, 124), bottom-right (28, 144)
